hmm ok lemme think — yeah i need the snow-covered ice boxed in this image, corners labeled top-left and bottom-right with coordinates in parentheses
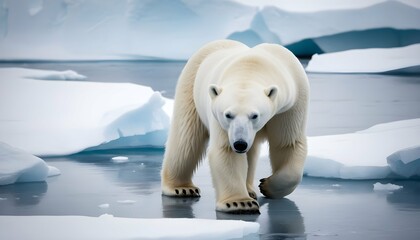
top-left (303, 119), bottom-right (420, 179)
top-left (0, 0), bottom-right (418, 60)
top-left (373, 182), bottom-right (403, 191)
top-left (0, 214), bottom-right (259, 240)
top-left (0, 142), bottom-right (60, 185)
top-left (0, 68), bottom-right (173, 156)
top-left (306, 44), bottom-right (420, 73)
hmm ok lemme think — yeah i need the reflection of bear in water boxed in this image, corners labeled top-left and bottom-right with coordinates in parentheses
top-left (161, 40), bottom-right (309, 214)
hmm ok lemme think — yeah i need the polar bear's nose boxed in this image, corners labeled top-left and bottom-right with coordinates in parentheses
top-left (233, 140), bottom-right (248, 153)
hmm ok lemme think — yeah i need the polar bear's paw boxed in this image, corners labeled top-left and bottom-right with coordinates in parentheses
top-left (217, 198), bottom-right (260, 214)
top-left (162, 185), bottom-right (201, 198)
top-left (259, 177), bottom-right (297, 199)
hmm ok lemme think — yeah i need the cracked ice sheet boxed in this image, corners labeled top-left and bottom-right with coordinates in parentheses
top-left (0, 68), bottom-right (172, 156)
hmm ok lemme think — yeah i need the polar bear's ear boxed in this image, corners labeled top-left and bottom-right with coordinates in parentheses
top-left (209, 84), bottom-right (222, 100)
top-left (265, 85), bottom-right (278, 101)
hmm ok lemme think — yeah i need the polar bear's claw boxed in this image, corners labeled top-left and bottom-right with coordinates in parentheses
top-left (259, 178), bottom-right (272, 198)
top-left (217, 199), bottom-right (260, 214)
top-left (164, 186), bottom-right (201, 198)
top-left (248, 190), bottom-right (257, 200)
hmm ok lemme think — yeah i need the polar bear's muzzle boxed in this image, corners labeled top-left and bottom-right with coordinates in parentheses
top-left (228, 116), bottom-right (254, 154)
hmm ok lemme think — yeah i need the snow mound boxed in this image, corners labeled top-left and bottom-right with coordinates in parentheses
top-left (0, 68), bottom-right (172, 156)
top-left (0, 142), bottom-right (60, 185)
top-left (0, 0), bottom-right (418, 60)
top-left (373, 182), bottom-right (403, 191)
top-left (0, 214), bottom-right (259, 240)
top-left (303, 119), bottom-right (420, 179)
top-left (306, 44), bottom-right (420, 73)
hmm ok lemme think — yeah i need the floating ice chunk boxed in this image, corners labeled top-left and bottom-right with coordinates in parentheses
top-left (332, 184), bottom-right (341, 188)
top-left (0, 68), bottom-right (170, 156)
top-left (116, 200), bottom-right (136, 204)
top-left (373, 182), bottom-right (403, 191)
top-left (0, 215), bottom-right (259, 240)
top-left (301, 119), bottom-right (420, 179)
top-left (111, 156), bottom-right (129, 163)
top-left (98, 204), bottom-right (110, 209)
top-left (0, 142), bottom-right (60, 185)
top-left (306, 44), bottom-right (420, 73)
top-left (47, 166), bottom-right (61, 177)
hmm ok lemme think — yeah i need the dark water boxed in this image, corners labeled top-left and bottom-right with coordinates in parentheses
top-left (0, 61), bottom-right (420, 239)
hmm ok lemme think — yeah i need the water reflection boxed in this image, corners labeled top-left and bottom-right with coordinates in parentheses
top-left (384, 181), bottom-right (420, 211)
top-left (258, 198), bottom-right (306, 240)
top-left (161, 196), bottom-right (199, 218)
top-left (0, 182), bottom-right (48, 209)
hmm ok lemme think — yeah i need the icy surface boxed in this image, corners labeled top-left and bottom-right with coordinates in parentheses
top-left (0, 0), bottom-right (419, 60)
top-left (306, 44), bottom-right (420, 73)
top-left (373, 182), bottom-right (403, 191)
top-left (0, 68), bottom-right (172, 156)
top-left (0, 142), bottom-right (60, 185)
top-left (0, 214), bottom-right (259, 240)
top-left (303, 119), bottom-right (420, 179)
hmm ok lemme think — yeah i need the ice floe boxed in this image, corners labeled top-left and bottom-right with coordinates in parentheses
top-left (0, 68), bottom-right (172, 156)
top-left (0, 214), bottom-right (259, 240)
top-left (306, 44), bottom-right (420, 73)
top-left (373, 182), bottom-right (403, 191)
top-left (0, 142), bottom-right (60, 185)
top-left (111, 156), bottom-right (129, 163)
top-left (303, 119), bottom-right (420, 179)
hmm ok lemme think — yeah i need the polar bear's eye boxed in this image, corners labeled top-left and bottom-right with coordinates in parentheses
top-left (225, 113), bottom-right (234, 119)
top-left (250, 114), bottom-right (259, 120)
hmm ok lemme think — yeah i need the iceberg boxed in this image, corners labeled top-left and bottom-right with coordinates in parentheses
top-left (0, 141), bottom-right (60, 185)
top-left (0, 68), bottom-right (172, 156)
top-left (232, 1), bottom-right (420, 55)
top-left (0, 214), bottom-right (259, 240)
top-left (0, 0), bottom-right (418, 60)
top-left (306, 44), bottom-right (420, 73)
top-left (303, 119), bottom-right (420, 179)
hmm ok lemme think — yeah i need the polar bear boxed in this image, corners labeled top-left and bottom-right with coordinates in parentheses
top-left (161, 40), bottom-right (309, 214)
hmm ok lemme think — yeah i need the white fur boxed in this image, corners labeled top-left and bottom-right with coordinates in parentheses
top-left (161, 40), bottom-right (309, 213)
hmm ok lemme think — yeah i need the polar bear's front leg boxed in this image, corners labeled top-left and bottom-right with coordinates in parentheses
top-left (161, 104), bottom-right (208, 198)
top-left (259, 139), bottom-right (307, 198)
top-left (208, 144), bottom-right (260, 214)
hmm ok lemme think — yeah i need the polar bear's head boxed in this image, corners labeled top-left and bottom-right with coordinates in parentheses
top-left (209, 84), bottom-right (278, 153)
